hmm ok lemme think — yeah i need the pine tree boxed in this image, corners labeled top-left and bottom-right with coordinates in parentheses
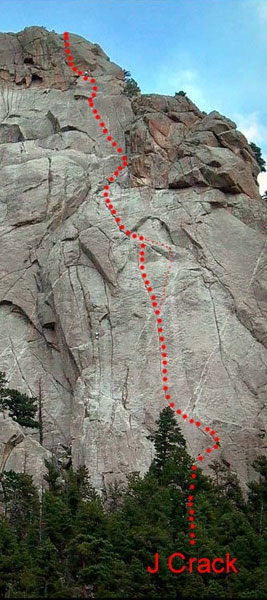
top-left (0, 516), bottom-right (18, 597)
top-left (147, 406), bottom-right (193, 488)
top-left (249, 142), bottom-right (266, 172)
top-left (0, 371), bottom-right (39, 429)
top-left (64, 465), bottom-right (98, 515)
top-left (1, 411), bottom-right (267, 598)
top-left (247, 455), bottom-right (267, 535)
top-left (35, 538), bottom-right (62, 598)
top-left (122, 69), bottom-right (131, 81)
top-left (209, 460), bottom-right (245, 509)
top-left (123, 78), bottom-right (141, 98)
top-left (43, 457), bottom-right (62, 494)
top-left (175, 90), bottom-right (187, 97)
top-left (0, 470), bottom-right (39, 537)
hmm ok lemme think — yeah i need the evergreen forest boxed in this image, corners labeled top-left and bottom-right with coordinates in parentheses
top-left (0, 406), bottom-right (267, 598)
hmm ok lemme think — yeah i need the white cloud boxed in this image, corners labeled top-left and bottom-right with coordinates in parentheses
top-left (234, 112), bottom-right (267, 195)
top-left (167, 68), bottom-right (198, 86)
top-left (234, 111), bottom-right (267, 144)
top-left (153, 65), bottom-right (211, 111)
top-left (255, 0), bottom-right (267, 21)
top-left (167, 69), bottom-right (207, 106)
top-left (252, 0), bottom-right (267, 43)
top-left (258, 171), bottom-right (267, 195)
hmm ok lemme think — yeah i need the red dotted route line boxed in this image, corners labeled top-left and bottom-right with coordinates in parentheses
top-left (63, 32), bottom-right (220, 545)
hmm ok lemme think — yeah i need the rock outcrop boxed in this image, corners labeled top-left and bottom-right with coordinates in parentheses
top-left (0, 27), bottom-right (267, 491)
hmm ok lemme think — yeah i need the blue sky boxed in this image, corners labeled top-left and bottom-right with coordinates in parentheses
top-left (1, 0), bottom-right (267, 193)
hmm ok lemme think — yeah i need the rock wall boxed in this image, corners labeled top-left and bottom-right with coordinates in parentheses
top-left (0, 27), bottom-right (267, 491)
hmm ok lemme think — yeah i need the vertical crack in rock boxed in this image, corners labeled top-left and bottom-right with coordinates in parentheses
top-left (103, 279), bottom-right (114, 399)
top-left (122, 365), bottom-right (129, 408)
top-left (208, 285), bottom-right (249, 423)
top-left (8, 334), bottom-right (35, 395)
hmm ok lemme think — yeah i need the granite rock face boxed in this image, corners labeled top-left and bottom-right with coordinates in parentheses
top-left (0, 27), bottom-right (267, 491)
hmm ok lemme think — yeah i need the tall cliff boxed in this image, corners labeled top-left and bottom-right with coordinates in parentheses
top-left (0, 26), bottom-right (267, 492)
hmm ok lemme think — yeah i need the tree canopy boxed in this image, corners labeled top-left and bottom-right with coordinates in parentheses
top-left (0, 404), bottom-right (266, 597)
top-left (249, 142), bottom-right (266, 172)
top-left (0, 371), bottom-right (39, 429)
